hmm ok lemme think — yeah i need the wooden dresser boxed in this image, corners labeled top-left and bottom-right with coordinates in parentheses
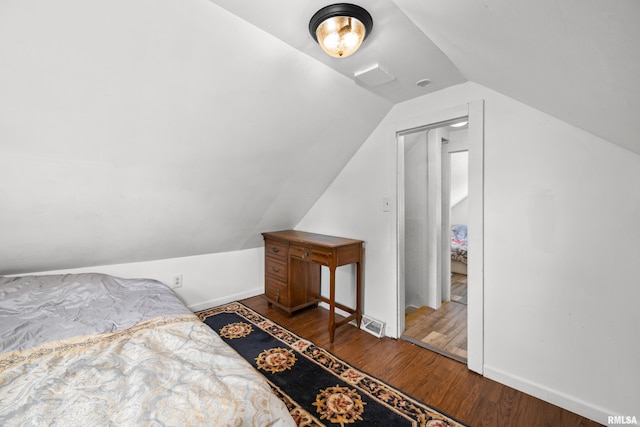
top-left (261, 230), bottom-right (364, 342)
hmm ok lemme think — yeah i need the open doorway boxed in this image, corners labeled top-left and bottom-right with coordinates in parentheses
top-left (400, 119), bottom-right (469, 362)
top-left (395, 100), bottom-right (484, 373)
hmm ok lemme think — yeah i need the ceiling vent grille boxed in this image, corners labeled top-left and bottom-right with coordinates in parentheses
top-left (354, 64), bottom-right (395, 87)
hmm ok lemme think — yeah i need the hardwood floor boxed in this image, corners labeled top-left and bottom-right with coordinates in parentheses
top-left (403, 273), bottom-right (468, 362)
top-left (241, 295), bottom-right (602, 427)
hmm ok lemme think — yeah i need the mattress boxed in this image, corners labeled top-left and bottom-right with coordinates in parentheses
top-left (0, 273), bottom-right (295, 426)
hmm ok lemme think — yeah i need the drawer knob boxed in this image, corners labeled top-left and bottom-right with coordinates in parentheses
top-left (272, 266), bottom-right (280, 273)
top-left (271, 247), bottom-right (280, 253)
top-left (305, 250), bottom-right (310, 258)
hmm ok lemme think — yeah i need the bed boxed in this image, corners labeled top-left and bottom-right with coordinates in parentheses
top-left (451, 224), bottom-right (468, 275)
top-left (0, 273), bottom-right (295, 426)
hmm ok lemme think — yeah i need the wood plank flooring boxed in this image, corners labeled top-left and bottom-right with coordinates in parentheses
top-left (403, 273), bottom-right (469, 362)
top-left (240, 294), bottom-right (602, 427)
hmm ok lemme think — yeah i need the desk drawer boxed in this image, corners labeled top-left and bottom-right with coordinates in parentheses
top-left (265, 239), bottom-right (288, 260)
top-left (290, 244), bottom-right (331, 265)
top-left (265, 277), bottom-right (288, 306)
top-left (310, 248), bottom-right (331, 265)
top-left (289, 244), bottom-right (307, 260)
top-left (265, 257), bottom-right (287, 281)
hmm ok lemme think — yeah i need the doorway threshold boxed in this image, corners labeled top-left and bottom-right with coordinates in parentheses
top-left (400, 334), bottom-right (467, 364)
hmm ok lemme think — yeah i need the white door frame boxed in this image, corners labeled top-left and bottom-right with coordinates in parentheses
top-left (426, 127), bottom-right (444, 310)
top-left (396, 100), bottom-right (485, 374)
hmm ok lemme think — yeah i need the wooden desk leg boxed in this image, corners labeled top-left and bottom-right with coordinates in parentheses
top-left (329, 265), bottom-right (336, 343)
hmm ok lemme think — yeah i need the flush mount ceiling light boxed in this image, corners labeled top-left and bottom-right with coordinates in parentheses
top-left (309, 3), bottom-right (373, 58)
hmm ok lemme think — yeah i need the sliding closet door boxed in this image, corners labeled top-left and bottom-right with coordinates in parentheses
top-left (404, 127), bottom-right (451, 311)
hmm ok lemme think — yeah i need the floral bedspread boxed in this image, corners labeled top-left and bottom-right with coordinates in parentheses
top-left (451, 224), bottom-right (468, 264)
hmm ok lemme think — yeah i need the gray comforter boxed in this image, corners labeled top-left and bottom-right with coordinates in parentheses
top-left (0, 273), bottom-right (192, 353)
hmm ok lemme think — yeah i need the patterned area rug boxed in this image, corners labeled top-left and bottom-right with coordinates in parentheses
top-left (196, 302), bottom-right (468, 427)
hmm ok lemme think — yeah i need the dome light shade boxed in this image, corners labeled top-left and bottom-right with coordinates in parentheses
top-left (309, 4), bottom-right (373, 58)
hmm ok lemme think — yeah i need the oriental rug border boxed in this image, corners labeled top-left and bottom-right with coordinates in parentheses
top-left (196, 302), bottom-right (468, 427)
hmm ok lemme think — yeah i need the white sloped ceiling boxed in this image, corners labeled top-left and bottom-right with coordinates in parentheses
top-left (211, 0), bottom-right (640, 153)
top-left (2, 0), bottom-right (638, 274)
top-left (394, 0), bottom-right (640, 154)
top-left (0, 0), bottom-right (391, 274)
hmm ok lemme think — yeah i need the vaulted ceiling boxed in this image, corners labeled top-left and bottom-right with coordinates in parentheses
top-left (395, 0), bottom-right (640, 154)
top-left (212, 0), bottom-right (640, 153)
top-left (1, 0), bottom-right (638, 274)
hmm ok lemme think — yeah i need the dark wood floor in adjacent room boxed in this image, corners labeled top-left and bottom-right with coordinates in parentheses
top-left (241, 295), bottom-right (602, 427)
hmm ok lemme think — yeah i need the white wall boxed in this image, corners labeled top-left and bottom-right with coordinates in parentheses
top-left (20, 248), bottom-right (264, 311)
top-left (450, 197), bottom-right (468, 226)
top-left (404, 132), bottom-right (429, 309)
top-left (0, 0), bottom-right (391, 276)
top-left (449, 151), bottom-right (469, 226)
top-left (296, 81), bottom-right (640, 423)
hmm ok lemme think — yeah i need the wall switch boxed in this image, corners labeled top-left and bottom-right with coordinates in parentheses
top-left (171, 274), bottom-right (183, 289)
top-left (383, 196), bottom-right (391, 212)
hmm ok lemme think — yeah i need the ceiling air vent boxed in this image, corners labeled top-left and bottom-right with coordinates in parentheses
top-left (354, 64), bottom-right (395, 88)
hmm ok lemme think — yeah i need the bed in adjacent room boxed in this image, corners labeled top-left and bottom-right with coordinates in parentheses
top-left (451, 224), bottom-right (468, 275)
top-left (0, 273), bottom-right (295, 426)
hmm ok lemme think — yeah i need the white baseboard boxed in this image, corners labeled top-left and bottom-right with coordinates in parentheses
top-left (484, 365), bottom-right (612, 425)
top-left (188, 287), bottom-right (263, 312)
